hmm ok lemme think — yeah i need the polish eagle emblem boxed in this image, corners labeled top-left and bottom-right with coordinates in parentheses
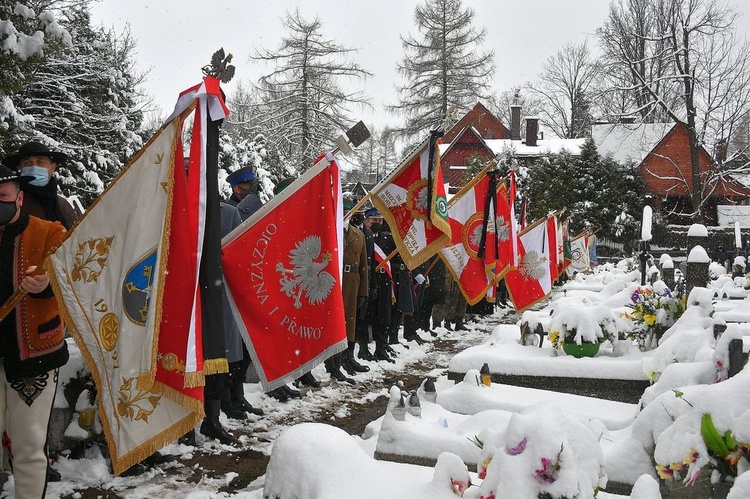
top-left (276, 236), bottom-right (336, 308)
top-left (495, 215), bottom-right (510, 242)
top-left (519, 250), bottom-right (548, 281)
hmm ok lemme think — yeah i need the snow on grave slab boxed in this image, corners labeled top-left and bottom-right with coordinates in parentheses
top-left (449, 324), bottom-right (650, 381)
top-left (437, 369), bottom-right (639, 430)
top-left (263, 422), bottom-right (472, 499)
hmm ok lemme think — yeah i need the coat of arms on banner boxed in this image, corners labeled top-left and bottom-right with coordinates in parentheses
top-left (520, 250), bottom-right (548, 281)
top-left (276, 235), bottom-right (336, 309)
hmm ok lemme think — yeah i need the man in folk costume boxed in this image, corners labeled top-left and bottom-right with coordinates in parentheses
top-left (0, 165), bottom-right (68, 497)
top-left (2, 142), bottom-right (79, 230)
top-left (326, 199), bottom-right (369, 381)
top-left (3, 141), bottom-right (79, 483)
top-left (365, 212), bottom-right (397, 363)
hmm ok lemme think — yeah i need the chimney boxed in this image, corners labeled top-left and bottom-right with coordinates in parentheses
top-left (716, 138), bottom-right (728, 164)
top-left (525, 117), bottom-right (539, 147)
top-left (510, 92), bottom-right (522, 140)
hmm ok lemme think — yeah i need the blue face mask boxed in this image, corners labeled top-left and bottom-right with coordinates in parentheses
top-left (20, 166), bottom-right (50, 187)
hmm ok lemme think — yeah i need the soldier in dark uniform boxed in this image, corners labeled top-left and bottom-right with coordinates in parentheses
top-left (354, 207), bottom-right (376, 361)
top-left (225, 165), bottom-right (262, 221)
top-left (367, 216), bottom-right (397, 363)
top-left (418, 256), bottom-right (446, 336)
top-left (403, 260), bottom-right (429, 344)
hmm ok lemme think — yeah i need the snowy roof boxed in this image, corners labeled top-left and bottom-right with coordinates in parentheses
top-left (591, 123), bottom-right (674, 166)
top-left (438, 135), bottom-right (587, 158)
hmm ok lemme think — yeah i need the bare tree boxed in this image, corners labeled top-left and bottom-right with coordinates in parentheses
top-left (525, 41), bottom-right (601, 139)
top-left (597, 0), bottom-right (750, 222)
top-left (388, 0), bottom-right (494, 139)
top-left (251, 9), bottom-right (371, 171)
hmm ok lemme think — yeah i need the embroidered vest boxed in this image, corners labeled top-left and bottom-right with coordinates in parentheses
top-left (13, 216), bottom-right (66, 360)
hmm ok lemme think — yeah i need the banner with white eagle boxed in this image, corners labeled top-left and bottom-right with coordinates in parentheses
top-left (504, 217), bottom-right (553, 312)
top-left (440, 168), bottom-right (511, 305)
top-left (222, 154), bottom-right (347, 391)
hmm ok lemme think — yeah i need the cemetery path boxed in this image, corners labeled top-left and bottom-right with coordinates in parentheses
top-left (40, 308), bottom-right (516, 498)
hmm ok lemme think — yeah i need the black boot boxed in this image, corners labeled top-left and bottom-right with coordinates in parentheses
top-left (267, 387), bottom-right (290, 402)
top-left (454, 318), bottom-right (468, 331)
top-left (229, 381), bottom-right (263, 416)
top-left (221, 398), bottom-right (248, 420)
top-left (357, 342), bottom-right (376, 361)
top-left (340, 349), bottom-right (358, 376)
top-left (178, 429), bottom-right (196, 446)
top-left (296, 371), bottom-right (321, 388)
top-left (328, 353), bottom-right (355, 384)
top-left (346, 344), bottom-right (370, 373)
top-left (200, 400), bottom-right (239, 446)
top-left (373, 326), bottom-right (395, 363)
top-left (281, 384), bottom-right (302, 399)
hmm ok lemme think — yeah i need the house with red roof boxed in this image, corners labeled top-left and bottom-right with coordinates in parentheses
top-left (592, 122), bottom-right (750, 225)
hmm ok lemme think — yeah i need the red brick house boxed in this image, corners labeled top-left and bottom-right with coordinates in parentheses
top-left (439, 102), bottom-right (585, 192)
top-left (592, 122), bottom-right (750, 225)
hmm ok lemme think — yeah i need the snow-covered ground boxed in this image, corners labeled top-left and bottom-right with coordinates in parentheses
top-left (9, 259), bottom-right (750, 498)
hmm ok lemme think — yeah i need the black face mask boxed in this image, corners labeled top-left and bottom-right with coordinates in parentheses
top-left (370, 222), bottom-right (382, 233)
top-left (350, 214), bottom-right (364, 226)
top-left (0, 199), bottom-right (18, 226)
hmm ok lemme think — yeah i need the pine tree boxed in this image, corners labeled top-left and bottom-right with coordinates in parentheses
top-left (523, 139), bottom-right (645, 244)
top-left (1, 1), bottom-right (146, 206)
top-left (389, 0), bottom-right (494, 139)
top-left (251, 9), bottom-right (371, 171)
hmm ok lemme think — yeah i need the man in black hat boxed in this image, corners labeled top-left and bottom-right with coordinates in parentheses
top-left (0, 164), bottom-right (68, 496)
top-left (2, 141), bottom-right (79, 230)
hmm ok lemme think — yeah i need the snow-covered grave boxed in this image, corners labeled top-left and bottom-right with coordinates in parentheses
top-left (448, 264), bottom-right (660, 403)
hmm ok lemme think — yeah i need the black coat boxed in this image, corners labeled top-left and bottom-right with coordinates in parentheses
top-left (366, 230), bottom-right (396, 325)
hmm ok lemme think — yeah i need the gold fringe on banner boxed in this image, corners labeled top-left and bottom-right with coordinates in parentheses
top-left (183, 371), bottom-right (206, 389)
top-left (202, 358), bottom-right (229, 376)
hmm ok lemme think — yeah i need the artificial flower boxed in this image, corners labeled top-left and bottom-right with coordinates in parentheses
top-left (506, 437), bottom-right (528, 455)
top-left (656, 464), bottom-right (674, 480)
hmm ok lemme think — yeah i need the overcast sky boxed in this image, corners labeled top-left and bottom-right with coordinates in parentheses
top-left (90, 0), bottom-right (750, 131)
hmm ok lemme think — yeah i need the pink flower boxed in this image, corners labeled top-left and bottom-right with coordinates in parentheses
top-left (506, 437), bottom-right (528, 455)
top-left (480, 494), bottom-right (496, 499)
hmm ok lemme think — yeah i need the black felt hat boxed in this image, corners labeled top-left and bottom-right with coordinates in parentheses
top-left (0, 164), bottom-right (33, 185)
top-left (2, 141), bottom-right (68, 170)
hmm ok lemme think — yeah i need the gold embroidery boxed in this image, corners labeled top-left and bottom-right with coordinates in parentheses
top-left (159, 352), bottom-right (185, 374)
top-left (98, 313), bottom-right (119, 352)
top-left (117, 376), bottom-right (160, 423)
top-left (71, 236), bottom-right (114, 283)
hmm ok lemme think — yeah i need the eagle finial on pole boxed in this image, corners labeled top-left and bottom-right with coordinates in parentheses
top-left (202, 48), bottom-right (235, 83)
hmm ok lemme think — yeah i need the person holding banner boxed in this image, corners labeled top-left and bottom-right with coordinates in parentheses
top-left (0, 165), bottom-right (68, 497)
top-left (326, 200), bottom-right (369, 381)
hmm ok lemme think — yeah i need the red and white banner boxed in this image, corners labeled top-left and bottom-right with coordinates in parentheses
top-left (505, 219), bottom-right (553, 312)
top-left (222, 155), bottom-right (347, 391)
top-left (567, 231), bottom-right (590, 277)
top-left (370, 133), bottom-right (451, 269)
top-left (508, 171), bottom-right (519, 266)
top-left (47, 113), bottom-right (204, 475)
top-left (440, 170), bottom-right (510, 305)
top-left (547, 216), bottom-right (559, 282)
